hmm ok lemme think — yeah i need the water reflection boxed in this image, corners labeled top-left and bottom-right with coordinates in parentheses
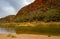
top-left (0, 28), bottom-right (16, 34)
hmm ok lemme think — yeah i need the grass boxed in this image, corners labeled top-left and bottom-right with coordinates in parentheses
top-left (15, 25), bottom-right (60, 36)
top-left (0, 22), bottom-right (60, 36)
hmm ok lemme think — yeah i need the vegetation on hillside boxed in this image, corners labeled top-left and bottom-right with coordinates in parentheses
top-left (14, 0), bottom-right (60, 22)
top-left (0, 0), bottom-right (60, 23)
top-left (15, 6), bottom-right (60, 22)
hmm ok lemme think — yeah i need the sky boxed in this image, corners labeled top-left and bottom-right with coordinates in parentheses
top-left (0, 0), bottom-right (35, 18)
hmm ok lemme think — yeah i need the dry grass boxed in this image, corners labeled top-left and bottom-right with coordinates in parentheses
top-left (0, 22), bottom-right (60, 27)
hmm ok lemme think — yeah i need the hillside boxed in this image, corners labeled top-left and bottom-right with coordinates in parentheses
top-left (15, 0), bottom-right (51, 17)
top-left (14, 0), bottom-right (60, 22)
top-left (0, 0), bottom-right (60, 22)
top-left (0, 15), bottom-right (15, 23)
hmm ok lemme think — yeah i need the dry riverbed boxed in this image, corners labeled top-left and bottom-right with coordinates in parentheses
top-left (0, 34), bottom-right (60, 39)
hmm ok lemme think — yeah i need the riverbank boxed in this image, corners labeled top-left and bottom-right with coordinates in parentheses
top-left (0, 34), bottom-right (60, 39)
top-left (0, 22), bottom-right (60, 36)
top-left (0, 22), bottom-right (60, 26)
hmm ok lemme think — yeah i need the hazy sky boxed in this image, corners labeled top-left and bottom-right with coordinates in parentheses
top-left (0, 0), bottom-right (35, 18)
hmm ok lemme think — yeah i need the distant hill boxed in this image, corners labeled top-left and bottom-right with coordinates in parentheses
top-left (0, 15), bottom-right (15, 23)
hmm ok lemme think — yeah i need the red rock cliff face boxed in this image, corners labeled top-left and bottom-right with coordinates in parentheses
top-left (15, 0), bottom-right (51, 17)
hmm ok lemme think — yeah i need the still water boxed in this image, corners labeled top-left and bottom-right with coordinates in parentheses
top-left (0, 28), bottom-right (16, 34)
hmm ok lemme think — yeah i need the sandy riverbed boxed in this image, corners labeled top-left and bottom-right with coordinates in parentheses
top-left (0, 34), bottom-right (60, 39)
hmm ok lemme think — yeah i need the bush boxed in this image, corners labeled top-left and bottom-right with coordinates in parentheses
top-left (44, 9), bottom-right (60, 22)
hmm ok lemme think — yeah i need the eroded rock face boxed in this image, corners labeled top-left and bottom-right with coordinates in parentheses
top-left (15, 0), bottom-right (60, 22)
top-left (15, 0), bottom-right (51, 17)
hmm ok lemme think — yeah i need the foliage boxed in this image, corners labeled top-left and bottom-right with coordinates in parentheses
top-left (15, 7), bottom-right (60, 22)
top-left (0, 23), bottom-right (60, 35)
top-left (44, 9), bottom-right (60, 22)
